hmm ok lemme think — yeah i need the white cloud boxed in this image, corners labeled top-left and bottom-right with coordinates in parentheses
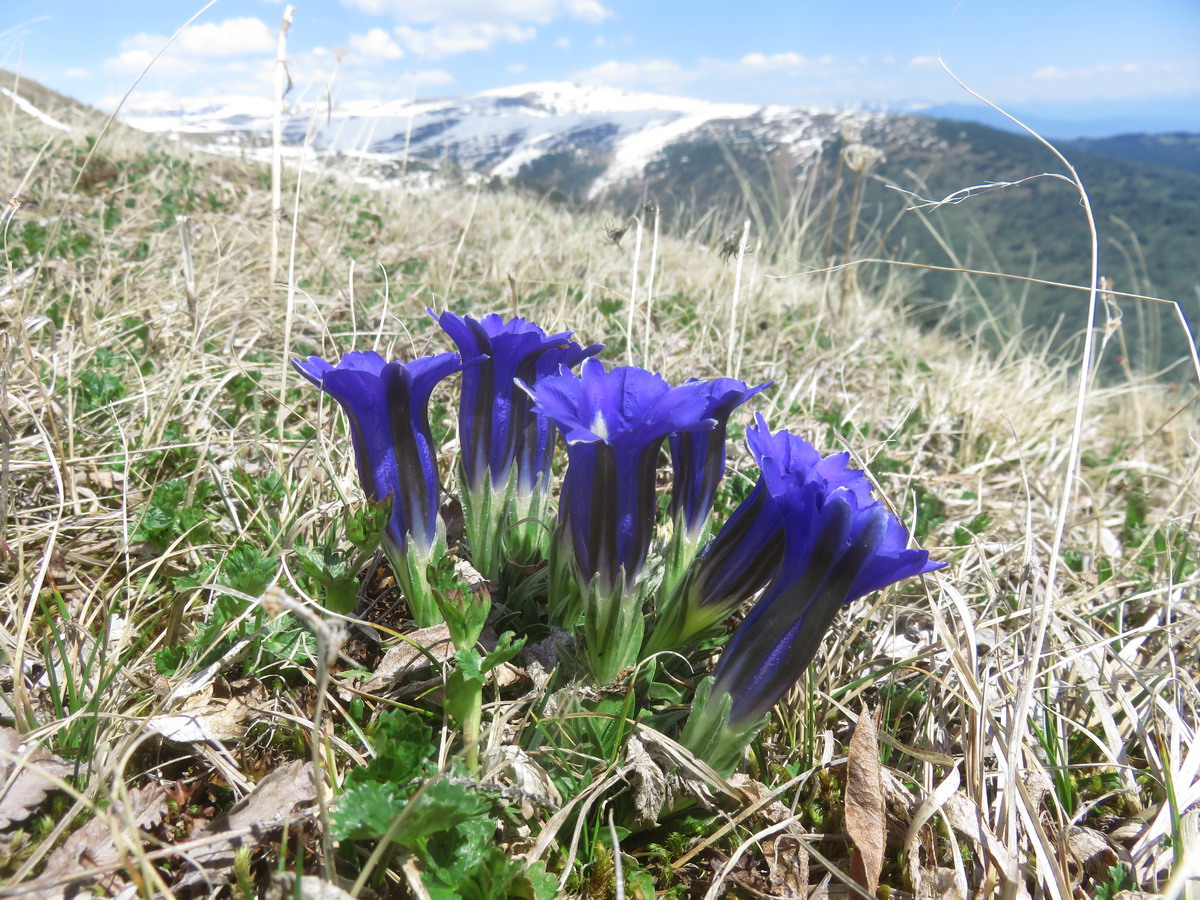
top-left (341, 0), bottom-right (610, 26)
top-left (395, 22), bottom-right (535, 57)
top-left (564, 0), bottom-right (610, 23)
top-left (103, 17), bottom-right (275, 75)
top-left (555, 37), bottom-right (570, 49)
top-left (739, 52), bottom-right (805, 70)
top-left (177, 17), bottom-right (274, 56)
top-left (508, 62), bottom-right (527, 73)
top-left (908, 55), bottom-right (938, 69)
top-left (349, 27), bottom-right (404, 59)
top-left (106, 48), bottom-right (176, 74)
top-left (574, 52), bottom-right (836, 91)
top-left (409, 68), bottom-right (455, 87)
top-left (1034, 65), bottom-right (1068, 80)
top-left (65, 68), bottom-right (91, 78)
top-left (572, 58), bottom-right (697, 89)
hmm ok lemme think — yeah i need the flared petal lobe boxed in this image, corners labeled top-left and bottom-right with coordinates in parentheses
top-left (529, 358), bottom-right (716, 592)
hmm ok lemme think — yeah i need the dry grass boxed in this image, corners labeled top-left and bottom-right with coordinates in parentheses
top-left (2, 76), bottom-right (1199, 900)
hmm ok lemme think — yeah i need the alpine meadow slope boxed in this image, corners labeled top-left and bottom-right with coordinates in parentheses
top-left (1, 69), bottom-right (1199, 899)
top-left (111, 77), bottom-right (1200, 375)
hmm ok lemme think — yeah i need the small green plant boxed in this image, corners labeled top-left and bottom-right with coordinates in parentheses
top-left (154, 543), bottom-right (311, 677)
top-left (293, 499), bottom-right (390, 615)
top-left (333, 709), bottom-right (556, 899)
top-left (132, 477), bottom-right (218, 553)
top-left (1094, 864), bottom-right (1137, 900)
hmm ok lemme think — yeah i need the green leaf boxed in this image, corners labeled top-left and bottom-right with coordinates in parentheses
top-left (332, 778), bottom-right (487, 846)
top-left (479, 633), bottom-right (525, 674)
top-left (331, 781), bottom-right (407, 841)
top-left (293, 543), bottom-right (348, 581)
top-left (452, 648), bottom-right (486, 686)
top-left (293, 543), bottom-right (358, 614)
top-left (221, 543), bottom-right (278, 596)
top-left (400, 778), bottom-right (488, 844)
top-left (423, 822), bottom-right (558, 900)
top-left (350, 710), bottom-right (438, 788)
top-left (424, 816), bottom-right (494, 878)
top-left (262, 616), bottom-right (316, 663)
top-left (344, 498), bottom-right (390, 555)
top-left (154, 644), bottom-right (187, 676)
top-left (133, 477), bottom-right (217, 550)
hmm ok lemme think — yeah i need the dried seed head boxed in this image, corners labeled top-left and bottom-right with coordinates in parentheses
top-left (604, 219), bottom-right (631, 249)
top-left (718, 222), bottom-right (749, 264)
top-left (839, 119), bottom-right (865, 144)
top-left (842, 143), bottom-right (885, 175)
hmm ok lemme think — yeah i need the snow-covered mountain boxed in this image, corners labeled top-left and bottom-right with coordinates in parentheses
top-left (116, 82), bottom-right (938, 199)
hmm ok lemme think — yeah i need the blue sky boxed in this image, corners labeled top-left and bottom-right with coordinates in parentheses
top-left (4, 0), bottom-right (1199, 129)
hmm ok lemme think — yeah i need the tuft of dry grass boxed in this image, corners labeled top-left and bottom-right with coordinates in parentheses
top-left (1, 74), bottom-right (1198, 899)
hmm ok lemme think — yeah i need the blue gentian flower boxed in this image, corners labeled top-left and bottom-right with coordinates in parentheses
top-left (682, 414), bottom-right (944, 768)
top-left (644, 473), bottom-right (788, 655)
top-left (431, 310), bottom-right (601, 494)
top-left (528, 358), bottom-right (716, 681)
top-left (292, 349), bottom-right (466, 626)
top-left (432, 310), bottom-right (601, 577)
top-left (529, 357), bottom-right (716, 595)
top-left (658, 377), bottom-right (770, 603)
top-left (668, 378), bottom-right (770, 543)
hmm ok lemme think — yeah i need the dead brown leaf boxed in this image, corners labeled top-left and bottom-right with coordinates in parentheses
top-left (723, 776), bottom-right (810, 897)
top-left (360, 625), bottom-right (524, 695)
top-left (31, 784), bottom-right (167, 900)
top-left (480, 745), bottom-right (563, 818)
top-left (916, 865), bottom-right (967, 900)
top-left (0, 726), bottom-right (74, 830)
top-left (762, 835), bottom-right (809, 899)
top-left (940, 791), bottom-right (1030, 900)
top-left (360, 624), bottom-right (456, 693)
top-left (623, 734), bottom-right (667, 829)
top-left (175, 759), bottom-right (317, 892)
top-left (267, 873), bottom-right (357, 900)
top-left (1065, 824), bottom-right (1120, 884)
top-left (845, 705), bottom-right (885, 894)
top-left (145, 680), bottom-right (267, 744)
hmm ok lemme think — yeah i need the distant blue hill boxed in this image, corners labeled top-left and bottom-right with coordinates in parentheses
top-left (1061, 133), bottom-right (1200, 178)
top-left (919, 99), bottom-right (1200, 140)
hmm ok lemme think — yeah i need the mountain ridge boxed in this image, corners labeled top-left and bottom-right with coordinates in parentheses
top-left (5, 72), bottom-right (1197, 373)
top-left (113, 80), bottom-right (918, 199)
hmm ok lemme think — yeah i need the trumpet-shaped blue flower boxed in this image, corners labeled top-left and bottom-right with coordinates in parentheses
top-left (645, 474), bottom-right (787, 655)
top-left (682, 414), bottom-right (944, 768)
top-left (657, 377), bottom-right (770, 604)
top-left (432, 310), bottom-right (601, 577)
top-left (668, 378), bottom-right (770, 543)
top-left (432, 310), bottom-right (601, 494)
top-left (530, 358), bottom-right (716, 595)
top-left (292, 349), bottom-right (466, 625)
top-left (528, 358), bottom-right (715, 681)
